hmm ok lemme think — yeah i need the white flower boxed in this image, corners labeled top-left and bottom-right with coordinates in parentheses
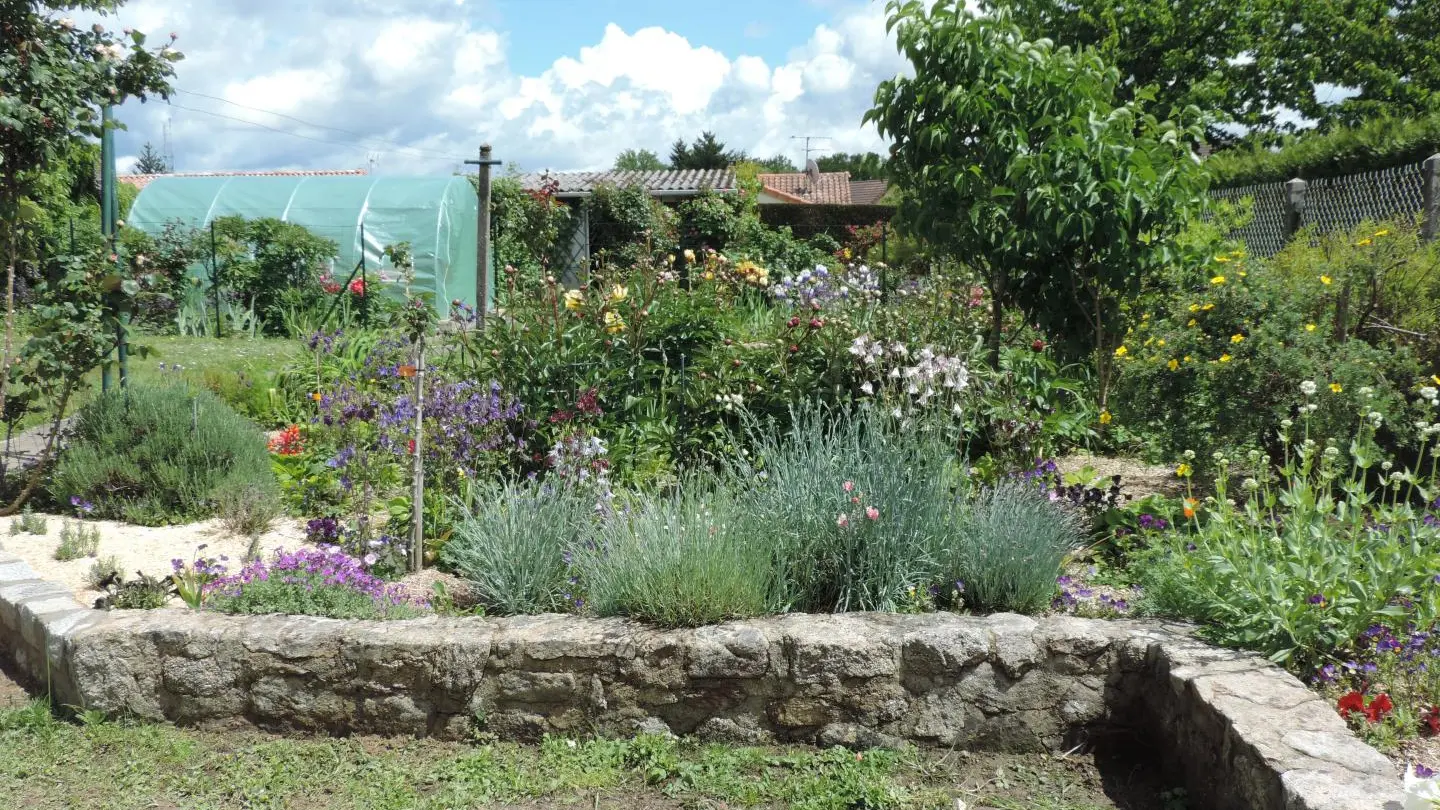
top-left (1382, 461), bottom-right (1394, 471)
top-left (1305, 402), bottom-right (1319, 413)
top-left (1242, 478), bottom-right (1259, 490)
top-left (1423, 387), bottom-right (1439, 401)
top-left (1359, 385), bottom-right (1374, 397)
top-left (1300, 380), bottom-right (1317, 396)
top-left (1368, 411), bottom-right (1384, 426)
top-left (891, 407), bottom-right (903, 419)
top-left (57, 17), bottom-right (75, 29)
top-left (1403, 766), bottom-right (1440, 810)
top-left (1280, 419), bottom-right (1293, 429)
top-left (860, 382), bottom-right (874, 396)
top-left (362, 553), bottom-right (378, 566)
top-left (1183, 449), bottom-right (1197, 461)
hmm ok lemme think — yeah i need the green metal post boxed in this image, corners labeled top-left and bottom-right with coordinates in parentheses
top-left (100, 105), bottom-right (116, 392)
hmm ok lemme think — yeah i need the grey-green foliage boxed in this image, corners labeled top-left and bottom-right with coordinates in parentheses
top-left (86, 555), bottom-right (122, 589)
top-left (581, 483), bottom-right (776, 627)
top-left (216, 482), bottom-right (281, 538)
top-left (732, 405), bottom-right (966, 613)
top-left (945, 481), bottom-right (1084, 613)
top-left (51, 384), bottom-right (278, 526)
top-left (441, 480), bottom-right (594, 615)
top-left (54, 520), bottom-right (100, 561)
top-left (10, 510), bottom-right (46, 536)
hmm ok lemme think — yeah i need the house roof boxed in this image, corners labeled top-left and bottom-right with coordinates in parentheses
top-left (119, 169), bottom-right (368, 191)
top-left (848, 179), bottom-right (890, 206)
top-left (758, 171), bottom-right (853, 205)
top-left (520, 169), bottom-right (735, 198)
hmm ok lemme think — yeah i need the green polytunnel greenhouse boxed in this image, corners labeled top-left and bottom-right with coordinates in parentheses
top-left (124, 174), bottom-right (486, 315)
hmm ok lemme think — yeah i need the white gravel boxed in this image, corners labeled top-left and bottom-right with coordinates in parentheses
top-left (0, 513), bottom-right (306, 608)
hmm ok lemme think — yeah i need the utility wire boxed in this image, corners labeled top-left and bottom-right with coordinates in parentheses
top-left (166, 94), bottom-right (470, 162)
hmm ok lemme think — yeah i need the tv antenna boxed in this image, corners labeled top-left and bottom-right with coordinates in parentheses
top-left (790, 135), bottom-right (831, 164)
top-left (367, 151), bottom-right (381, 174)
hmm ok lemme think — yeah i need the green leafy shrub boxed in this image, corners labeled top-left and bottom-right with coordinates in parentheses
top-left (943, 481), bottom-right (1084, 613)
top-left (94, 571), bottom-right (173, 610)
top-left (1113, 231), bottom-right (1430, 468)
top-left (1135, 418), bottom-right (1440, 667)
top-left (441, 480), bottom-right (594, 615)
top-left (581, 485), bottom-right (776, 627)
top-left (51, 384), bottom-right (278, 525)
top-left (1205, 111), bottom-right (1440, 187)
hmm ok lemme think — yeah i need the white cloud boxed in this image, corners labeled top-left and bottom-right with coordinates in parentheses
top-left (108, 1), bottom-right (904, 174)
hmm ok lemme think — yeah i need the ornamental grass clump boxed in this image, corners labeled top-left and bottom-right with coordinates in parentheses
top-left (943, 481), bottom-right (1086, 614)
top-left (730, 404), bottom-right (966, 613)
top-left (205, 546), bottom-right (425, 620)
top-left (580, 484), bottom-right (776, 627)
top-left (441, 479), bottom-right (595, 615)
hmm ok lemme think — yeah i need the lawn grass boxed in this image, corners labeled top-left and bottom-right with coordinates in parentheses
top-left (0, 700), bottom-right (1171, 810)
top-left (9, 334), bottom-right (301, 433)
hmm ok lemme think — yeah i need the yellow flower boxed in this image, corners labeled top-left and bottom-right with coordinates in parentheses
top-left (1211, 275), bottom-right (1226, 285)
top-left (1305, 323), bottom-right (1317, 332)
top-left (1187, 318), bottom-right (1197, 327)
top-left (1329, 383), bottom-right (1343, 393)
top-left (563, 289), bottom-right (585, 311)
top-left (606, 284), bottom-right (629, 304)
top-left (1176, 463), bottom-right (1193, 478)
top-left (1374, 229), bottom-right (1390, 237)
top-left (1142, 313), bottom-right (1150, 320)
top-left (1167, 358), bottom-right (1179, 371)
top-left (1238, 270), bottom-right (1247, 278)
top-left (1431, 374), bottom-right (1440, 386)
top-left (1114, 346), bottom-right (1128, 358)
top-left (1320, 275), bottom-right (1332, 286)
top-left (1214, 255), bottom-right (1231, 263)
top-left (311, 392), bottom-right (323, 402)
top-left (1354, 238), bottom-right (1373, 247)
top-left (1188, 303), bottom-right (1201, 313)
top-left (1099, 410), bottom-right (1113, 425)
top-left (1202, 303), bottom-right (1215, 311)
top-left (1229, 249), bottom-right (1246, 258)
top-left (1219, 353), bottom-right (1232, 363)
top-left (1183, 355), bottom-right (1192, 363)
top-left (1156, 338), bottom-right (1166, 347)
top-left (603, 310), bottom-right (626, 334)
top-left (703, 270), bottom-right (715, 281)
top-left (683, 249), bottom-right (696, 263)
top-left (1231, 333), bottom-right (1244, 344)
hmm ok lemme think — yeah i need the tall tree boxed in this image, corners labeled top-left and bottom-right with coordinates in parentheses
top-left (867, 0), bottom-right (1207, 400)
top-left (612, 148), bottom-right (665, 172)
top-left (815, 152), bottom-right (888, 180)
top-left (669, 132), bottom-right (743, 170)
top-left (133, 140), bottom-right (170, 173)
top-left (990, 0), bottom-right (1440, 140)
top-left (753, 154), bottom-right (798, 173)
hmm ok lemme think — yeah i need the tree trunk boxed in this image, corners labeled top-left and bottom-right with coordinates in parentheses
top-left (987, 265), bottom-right (1004, 367)
top-left (0, 225), bottom-right (17, 436)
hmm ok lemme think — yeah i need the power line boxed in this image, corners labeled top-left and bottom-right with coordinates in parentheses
top-left (167, 91), bottom-right (471, 162)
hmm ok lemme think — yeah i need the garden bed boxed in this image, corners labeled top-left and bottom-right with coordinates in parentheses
top-left (0, 547), bottom-right (1405, 810)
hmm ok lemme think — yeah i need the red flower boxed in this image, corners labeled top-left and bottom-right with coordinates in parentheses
top-left (349, 278), bottom-right (366, 296)
top-left (407, 439), bottom-right (416, 455)
top-left (1337, 691), bottom-right (1395, 724)
top-left (1422, 706), bottom-right (1440, 736)
top-left (1336, 691), bottom-right (1366, 719)
top-left (1032, 339), bottom-right (1046, 352)
top-left (1365, 693), bottom-right (1394, 723)
top-left (267, 425), bottom-right (303, 457)
top-left (786, 317), bottom-right (801, 329)
top-left (322, 282), bottom-right (342, 294)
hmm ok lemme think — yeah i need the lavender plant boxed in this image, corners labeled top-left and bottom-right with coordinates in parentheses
top-left (205, 546), bottom-right (425, 620)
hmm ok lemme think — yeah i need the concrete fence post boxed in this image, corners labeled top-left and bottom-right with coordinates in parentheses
top-left (1422, 154), bottom-right (1440, 242)
top-left (1283, 178), bottom-right (1308, 237)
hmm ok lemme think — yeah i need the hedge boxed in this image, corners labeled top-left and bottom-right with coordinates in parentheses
top-left (1206, 113), bottom-right (1440, 187)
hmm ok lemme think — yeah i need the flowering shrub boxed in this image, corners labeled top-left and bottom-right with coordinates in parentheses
top-left (206, 546), bottom-right (425, 620)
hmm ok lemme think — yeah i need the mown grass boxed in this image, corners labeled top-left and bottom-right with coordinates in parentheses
top-left (0, 700), bottom-right (1165, 810)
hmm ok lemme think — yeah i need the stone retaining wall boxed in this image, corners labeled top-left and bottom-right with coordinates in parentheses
top-left (0, 549), bottom-right (1403, 810)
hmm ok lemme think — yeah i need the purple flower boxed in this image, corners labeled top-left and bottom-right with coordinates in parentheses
top-left (1417, 764), bottom-right (1436, 779)
top-left (1307, 594), bottom-right (1326, 605)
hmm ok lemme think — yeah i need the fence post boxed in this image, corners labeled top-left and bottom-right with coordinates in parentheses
top-left (1283, 178), bottom-right (1308, 237)
top-left (1422, 154), bottom-right (1440, 243)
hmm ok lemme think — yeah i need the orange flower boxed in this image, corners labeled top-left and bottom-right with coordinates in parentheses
top-left (267, 425), bottom-right (303, 457)
top-left (1183, 498), bottom-right (1198, 519)
top-left (397, 364), bottom-right (417, 378)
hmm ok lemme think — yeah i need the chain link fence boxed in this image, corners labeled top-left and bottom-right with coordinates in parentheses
top-left (1209, 155), bottom-right (1438, 257)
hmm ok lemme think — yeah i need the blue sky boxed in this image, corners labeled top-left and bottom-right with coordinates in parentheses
top-left (106, 0), bottom-right (900, 175)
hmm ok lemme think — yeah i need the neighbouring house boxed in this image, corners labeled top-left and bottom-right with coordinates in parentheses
top-left (117, 168), bottom-right (485, 315)
top-left (755, 164), bottom-right (895, 249)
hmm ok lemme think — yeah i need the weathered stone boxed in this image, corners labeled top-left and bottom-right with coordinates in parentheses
top-left (634, 716), bottom-right (676, 737)
top-left (0, 576), bottom-right (1408, 810)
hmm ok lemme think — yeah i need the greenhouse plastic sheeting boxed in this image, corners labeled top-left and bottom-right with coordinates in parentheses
top-left (125, 175), bottom-right (483, 315)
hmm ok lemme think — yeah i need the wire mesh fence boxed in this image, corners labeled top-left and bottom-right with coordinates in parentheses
top-left (1209, 156), bottom-right (1436, 257)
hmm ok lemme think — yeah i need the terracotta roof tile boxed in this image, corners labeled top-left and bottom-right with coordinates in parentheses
top-left (759, 171), bottom-right (852, 204)
top-left (119, 169), bottom-right (368, 190)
